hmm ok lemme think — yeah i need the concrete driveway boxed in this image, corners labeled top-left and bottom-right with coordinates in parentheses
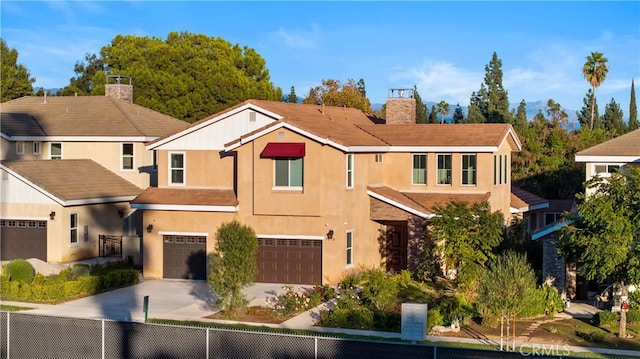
top-left (22, 280), bottom-right (303, 322)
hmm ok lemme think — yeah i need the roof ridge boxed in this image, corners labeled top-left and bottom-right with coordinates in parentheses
top-left (355, 124), bottom-right (392, 145)
top-left (107, 96), bottom-right (145, 136)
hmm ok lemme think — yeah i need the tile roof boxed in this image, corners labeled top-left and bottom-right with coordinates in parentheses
top-left (511, 186), bottom-right (549, 211)
top-left (368, 185), bottom-right (490, 217)
top-left (132, 187), bottom-right (238, 206)
top-left (1, 159), bottom-right (141, 203)
top-left (576, 129), bottom-right (640, 157)
top-left (1, 96), bottom-right (189, 138)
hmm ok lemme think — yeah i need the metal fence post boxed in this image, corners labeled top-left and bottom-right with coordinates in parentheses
top-left (7, 311), bottom-right (10, 359)
top-left (314, 336), bottom-right (318, 359)
top-left (101, 319), bottom-right (105, 359)
top-left (206, 328), bottom-right (210, 359)
top-left (433, 345), bottom-right (437, 359)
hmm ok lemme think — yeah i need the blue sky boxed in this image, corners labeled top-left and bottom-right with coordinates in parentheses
top-left (2, 1), bottom-right (639, 114)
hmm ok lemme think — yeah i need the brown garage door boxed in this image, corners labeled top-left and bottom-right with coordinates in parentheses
top-left (256, 238), bottom-right (322, 284)
top-left (0, 219), bottom-right (47, 261)
top-left (163, 235), bottom-right (207, 280)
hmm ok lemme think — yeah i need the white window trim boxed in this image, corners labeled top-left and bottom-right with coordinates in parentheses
top-left (168, 151), bottom-right (186, 186)
top-left (70, 213), bottom-right (78, 247)
top-left (346, 153), bottom-right (354, 189)
top-left (121, 143), bottom-right (135, 171)
top-left (32, 142), bottom-right (41, 155)
top-left (436, 153), bottom-right (452, 186)
top-left (272, 157), bottom-right (303, 190)
top-left (412, 153), bottom-right (427, 185)
top-left (592, 163), bottom-right (622, 178)
top-left (50, 143), bottom-right (62, 160)
top-left (461, 153), bottom-right (477, 186)
top-left (16, 142), bottom-right (25, 155)
top-left (346, 230), bottom-right (354, 269)
top-left (375, 153), bottom-right (383, 163)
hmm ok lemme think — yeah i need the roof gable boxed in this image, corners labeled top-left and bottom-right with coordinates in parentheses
top-left (575, 129), bottom-right (640, 161)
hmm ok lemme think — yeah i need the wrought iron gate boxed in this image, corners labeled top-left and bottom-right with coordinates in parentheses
top-left (99, 235), bottom-right (122, 257)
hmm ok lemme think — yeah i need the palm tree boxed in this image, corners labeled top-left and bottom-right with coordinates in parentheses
top-left (436, 100), bottom-right (450, 124)
top-left (582, 51), bottom-right (608, 130)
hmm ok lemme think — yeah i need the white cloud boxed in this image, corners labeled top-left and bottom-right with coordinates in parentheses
top-left (271, 25), bottom-right (319, 49)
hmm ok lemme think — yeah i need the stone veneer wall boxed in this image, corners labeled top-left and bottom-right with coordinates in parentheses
top-left (105, 83), bottom-right (133, 102)
top-left (386, 98), bottom-right (416, 124)
top-left (542, 234), bottom-right (568, 298)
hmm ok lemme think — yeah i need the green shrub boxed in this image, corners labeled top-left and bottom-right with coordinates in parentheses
top-left (360, 268), bottom-right (399, 311)
top-left (373, 311), bottom-right (401, 331)
top-left (626, 308), bottom-right (640, 323)
top-left (578, 331), bottom-right (605, 343)
top-left (392, 270), bottom-right (413, 289)
top-left (593, 311), bottom-right (618, 326)
top-left (438, 294), bottom-right (476, 325)
top-left (4, 259), bottom-right (35, 283)
top-left (338, 271), bottom-right (363, 290)
top-left (540, 285), bottom-right (564, 316)
top-left (477, 305), bottom-right (499, 328)
top-left (71, 265), bottom-right (90, 279)
top-left (427, 307), bottom-right (444, 331)
top-left (629, 290), bottom-right (640, 309)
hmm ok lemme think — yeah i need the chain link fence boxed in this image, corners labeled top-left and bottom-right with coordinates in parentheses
top-left (1, 312), bottom-right (568, 358)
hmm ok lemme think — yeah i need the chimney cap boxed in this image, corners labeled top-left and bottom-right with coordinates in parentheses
top-left (388, 88), bottom-right (414, 99)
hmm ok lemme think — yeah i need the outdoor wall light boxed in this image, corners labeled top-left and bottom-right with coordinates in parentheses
top-left (117, 209), bottom-right (125, 218)
top-left (326, 229), bottom-right (334, 240)
top-left (49, 211), bottom-right (56, 220)
top-left (146, 224), bottom-right (153, 233)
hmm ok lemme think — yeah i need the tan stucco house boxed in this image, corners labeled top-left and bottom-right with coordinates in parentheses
top-left (0, 83), bottom-right (189, 263)
top-left (132, 92), bottom-right (528, 284)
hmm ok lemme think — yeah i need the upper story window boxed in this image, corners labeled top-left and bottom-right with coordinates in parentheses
top-left (122, 143), bottom-right (134, 170)
top-left (346, 230), bottom-right (353, 267)
top-left (275, 157), bottom-right (303, 189)
top-left (461, 154), bottom-right (477, 186)
top-left (70, 213), bottom-right (78, 245)
top-left (493, 154), bottom-right (509, 185)
top-left (412, 154), bottom-right (427, 185)
top-left (375, 153), bottom-right (383, 163)
top-left (16, 142), bottom-right (25, 155)
top-left (346, 154), bottom-right (354, 189)
top-left (169, 152), bottom-right (185, 185)
top-left (51, 143), bottom-right (62, 160)
top-left (32, 142), bottom-right (41, 155)
top-left (544, 212), bottom-right (562, 226)
top-left (437, 154), bottom-right (452, 185)
top-left (594, 164), bottom-right (620, 177)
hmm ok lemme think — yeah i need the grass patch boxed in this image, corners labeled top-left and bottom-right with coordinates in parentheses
top-left (0, 304), bottom-right (33, 311)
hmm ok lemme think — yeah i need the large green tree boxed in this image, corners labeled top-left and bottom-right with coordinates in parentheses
top-left (601, 98), bottom-right (626, 135)
top-left (413, 85), bottom-right (429, 124)
top-left (577, 89), bottom-right (601, 130)
top-left (470, 52), bottom-right (512, 123)
top-left (1, 38), bottom-right (35, 102)
top-left (302, 78), bottom-right (371, 113)
top-left (208, 221), bottom-right (258, 319)
top-left (513, 99), bottom-right (528, 135)
top-left (628, 79), bottom-right (638, 131)
top-left (582, 51), bottom-right (609, 130)
top-left (558, 167), bottom-right (640, 338)
top-left (286, 86), bottom-right (298, 103)
top-left (436, 100), bottom-right (450, 124)
top-left (99, 31), bottom-right (282, 122)
top-left (452, 104), bottom-right (465, 123)
top-left (430, 200), bottom-right (504, 279)
top-left (60, 52), bottom-right (106, 96)
top-left (428, 105), bottom-right (438, 123)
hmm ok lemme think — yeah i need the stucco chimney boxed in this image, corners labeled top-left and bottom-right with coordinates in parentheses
top-left (105, 75), bottom-right (133, 102)
top-left (386, 88), bottom-right (416, 124)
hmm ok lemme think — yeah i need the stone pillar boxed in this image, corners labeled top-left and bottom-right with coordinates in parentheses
top-left (386, 89), bottom-right (416, 124)
top-left (542, 234), bottom-right (567, 297)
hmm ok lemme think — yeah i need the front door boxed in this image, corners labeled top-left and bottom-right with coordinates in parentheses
top-left (386, 225), bottom-right (407, 273)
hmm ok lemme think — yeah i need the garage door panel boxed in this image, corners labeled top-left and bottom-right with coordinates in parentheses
top-left (163, 235), bottom-right (206, 280)
top-left (1, 220), bottom-right (47, 261)
top-left (256, 239), bottom-right (321, 284)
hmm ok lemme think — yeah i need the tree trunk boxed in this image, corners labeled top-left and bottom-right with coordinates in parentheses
top-left (620, 281), bottom-right (627, 338)
top-left (500, 314), bottom-right (504, 351)
top-left (590, 85), bottom-right (596, 130)
top-left (512, 314), bottom-right (516, 351)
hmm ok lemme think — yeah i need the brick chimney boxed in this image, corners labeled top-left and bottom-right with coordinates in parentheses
top-left (386, 88), bottom-right (416, 124)
top-left (105, 75), bottom-right (133, 102)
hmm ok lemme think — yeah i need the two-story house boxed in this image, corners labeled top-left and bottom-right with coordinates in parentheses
top-left (132, 91), bottom-right (525, 284)
top-left (0, 80), bottom-right (189, 262)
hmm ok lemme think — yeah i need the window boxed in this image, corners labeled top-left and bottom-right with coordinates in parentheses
top-left (346, 231), bottom-right (353, 267)
top-left (503, 154), bottom-right (508, 184)
top-left (544, 212), bottom-right (562, 226)
top-left (16, 142), bottom-right (25, 155)
top-left (412, 154), bottom-right (427, 185)
top-left (462, 154), bottom-right (477, 185)
top-left (122, 143), bottom-right (134, 170)
top-left (594, 164), bottom-right (620, 176)
top-left (274, 157), bottom-right (303, 188)
top-left (494, 155), bottom-right (497, 185)
top-left (70, 213), bottom-right (78, 245)
top-left (437, 154), bottom-right (452, 185)
top-left (346, 154), bottom-right (354, 189)
top-left (375, 153), bottom-right (383, 163)
top-left (51, 143), bottom-right (62, 160)
top-left (33, 142), bottom-right (41, 155)
top-left (169, 152), bottom-right (185, 185)
top-left (494, 154), bottom-right (508, 185)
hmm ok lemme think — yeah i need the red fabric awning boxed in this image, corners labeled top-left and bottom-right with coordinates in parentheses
top-left (260, 142), bottom-right (306, 158)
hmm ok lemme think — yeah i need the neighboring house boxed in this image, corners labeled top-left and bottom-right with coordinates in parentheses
top-left (510, 186), bottom-right (549, 237)
top-left (0, 80), bottom-right (189, 263)
top-left (575, 129), bottom-right (640, 195)
top-left (0, 159), bottom-right (141, 262)
top-left (132, 91), bottom-right (525, 284)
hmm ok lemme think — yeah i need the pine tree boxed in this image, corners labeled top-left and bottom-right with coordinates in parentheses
top-left (513, 99), bottom-right (528, 135)
top-left (428, 105), bottom-right (438, 123)
top-left (602, 98), bottom-right (626, 135)
top-left (467, 91), bottom-right (485, 123)
top-left (357, 78), bottom-right (366, 98)
top-left (629, 79), bottom-right (638, 131)
top-left (576, 89), bottom-right (600, 130)
top-left (286, 86), bottom-right (298, 103)
top-left (452, 104), bottom-right (465, 123)
top-left (471, 52), bottom-right (512, 123)
top-left (413, 85), bottom-right (428, 124)
top-left (1, 38), bottom-right (35, 102)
